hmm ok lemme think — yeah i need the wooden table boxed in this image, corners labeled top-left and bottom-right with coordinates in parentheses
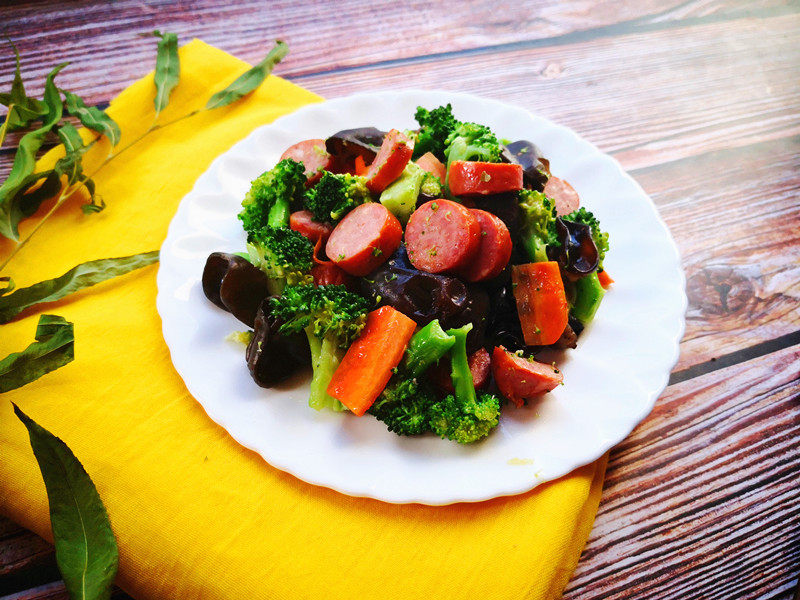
top-left (1, 1), bottom-right (798, 598)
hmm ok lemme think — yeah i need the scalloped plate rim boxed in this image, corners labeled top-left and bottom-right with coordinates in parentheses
top-left (156, 89), bottom-right (686, 505)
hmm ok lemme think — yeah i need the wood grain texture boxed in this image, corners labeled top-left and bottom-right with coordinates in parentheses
top-left (564, 344), bottom-right (800, 600)
top-left (292, 13), bottom-right (800, 171)
top-left (0, 0), bottom-right (792, 105)
top-left (1, 0), bottom-right (799, 599)
top-left (636, 136), bottom-right (800, 371)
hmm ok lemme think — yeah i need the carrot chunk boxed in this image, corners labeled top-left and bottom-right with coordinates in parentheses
top-left (327, 306), bottom-right (417, 415)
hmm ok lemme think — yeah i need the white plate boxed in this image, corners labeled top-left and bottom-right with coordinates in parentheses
top-left (156, 90), bottom-right (686, 505)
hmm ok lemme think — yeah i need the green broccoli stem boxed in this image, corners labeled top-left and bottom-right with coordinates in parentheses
top-left (445, 324), bottom-right (476, 405)
top-left (265, 277), bottom-right (286, 297)
top-left (304, 327), bottom-right (347, 412)
top-left (404, 320), bottom-right (456, 378)
top-left (267, 198), bottom-right (291, 229)
top-left (571, 271), bottom-right (606, 324)
top-left (522, 234), bottom-right (549, 263)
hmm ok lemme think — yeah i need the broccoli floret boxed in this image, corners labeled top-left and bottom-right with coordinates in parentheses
top-left (518, 189), bottom-right (559, 262)
top-left (428, 324), bottom-right (500, 444)
top-left (413, 104), bottom-right (460, 161)
top-left (239, 159), bottom-right (307, 237)
top-left (370, 377), bottom-right (438, 436)
top-left (379, 162), bottom-right (443, 224)
top-left (270, 285), bottom-right (370, 411)
top-left (428, 392), bottom-right (501, 444)
top-left (420, 171), bottom-right (443, 198)
top-left (562, 207), bottom-right (610, 271)
top-left (443, 122), bottom-right (503, 184)
top-left (369, 320), bottom-right (456, 435)
top-left (304, 171), bottom-right (371, 223)
top-left (247, 226), bottom-right (314, 295)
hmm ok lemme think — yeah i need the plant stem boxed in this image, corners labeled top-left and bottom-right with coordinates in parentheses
top-left (0, 182), bottom-right (79, 272)
top-left (0, 104), bottom-right (14, 150)
top-left (0, 108), bottom-right (202, 273)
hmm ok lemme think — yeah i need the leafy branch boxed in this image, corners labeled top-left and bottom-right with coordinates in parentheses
top-left (0, 35), bottom-right (288, 273)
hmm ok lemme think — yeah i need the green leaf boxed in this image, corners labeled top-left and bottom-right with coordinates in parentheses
top-left (0, 314), bottom-right (74, 393)
top-left (12, 403), bottom-right (119, 600)
top-left (0, 250), bottom-right (159, 323)
top-left (79, 178), bottom-right (103, 215)
top-left (0, 276), bottom-right (14, 296)
top-left (12, 170), bottom-right (61, 220)
top-left (61, 90), bottom-right (121, 146)
top-left (150, 31), bottom-right (180, 118)
top-left (55, 123), bottom-right (87, 185)
top-left (205, 40), bottom-right (288, 110)
top-left (0, 40), bottom-right (47, 130)
top-left (0, 62), bottom-right (68, 240)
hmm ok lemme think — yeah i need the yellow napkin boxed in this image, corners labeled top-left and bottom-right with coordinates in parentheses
top-left (0, 40), bottom-right (607, 600)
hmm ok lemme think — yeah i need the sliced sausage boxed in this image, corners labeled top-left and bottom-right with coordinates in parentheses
top-left (365, 129), bottom-right (414, 193)
top-left (491, 346), bottom-right (563, 408)
top-left (457, 209), bottom-right (512, 282)
top-left (311, 262), bottom-right (352, 287)
top-left (544, 176), bottom-right (580, 215)
top-left (325, 202), bottom-right (403, 276)
top-left (415, 152), bottom-right (446, 181)
top-left (280, 139), bottom-right (333, 186)
top-left (429, 347), bottom-right (491, 393)
top-left (290, 210), bottom-right (334, 246)
top-left (404, 199), bottom-right (481, 274)
top-left (448, 161), bottom-right (523, 196)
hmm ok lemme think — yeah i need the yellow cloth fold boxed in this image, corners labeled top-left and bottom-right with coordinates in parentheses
top-left (0, 40), bottom-right (606, 600)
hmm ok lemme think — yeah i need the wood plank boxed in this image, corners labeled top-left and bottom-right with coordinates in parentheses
top-left (563, 344), bottom-right (800, 599)
top-left (4, 11), bottom-right (798, 175)
top-left (291, 13), bottom-right (800, 171)
top-left (634, 136), bottom-right (800, 371)
top-left (0, 526), bottom-right (51, 578)
top-left (0, 0), bottom-right (791, 108)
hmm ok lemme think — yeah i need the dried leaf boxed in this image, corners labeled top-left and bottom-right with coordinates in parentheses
top-left (62, 90), bottom-right (121, 146)
top-left (13, 403), bottom-right (119, 600)
top-left (0, 314), bottom-right (74, 393)
top-left (0, 63), bottom-right (68, 240)
top-left (205, 40), bottom-right (288, 110)
top-left (0, 250), bottom-right (159, 323)
top-left (150, 31), bottom-right (180, 118)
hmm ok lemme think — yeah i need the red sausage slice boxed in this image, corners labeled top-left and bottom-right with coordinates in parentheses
top-left (404, 199), bottom-right (481, 274)
top-left (325, 203), bottom-right (402, 276)
top-left (415, 152), bottom-right (446, 181)
top-left (457, 209), bottom-right (512, 282)
top-left (429, 348), bottom-right (491, 393)
top-left (280, 139), bottom-right (333, 186)
top-left (290, 210), bottom-right (334, 246)
top-left (311, 262), bottom-right (351, 287)
top-left (491, 346), bottom-right (563, 408)
top-left (365, 129), bottom-right (414, 194)
top-left (544, 176), bottom-right (580, 215)
top-left (448, 161), bottom-right (523, 196)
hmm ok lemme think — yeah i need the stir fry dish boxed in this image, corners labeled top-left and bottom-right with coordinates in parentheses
top-left (201, 104), bottom-right (612, 444)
